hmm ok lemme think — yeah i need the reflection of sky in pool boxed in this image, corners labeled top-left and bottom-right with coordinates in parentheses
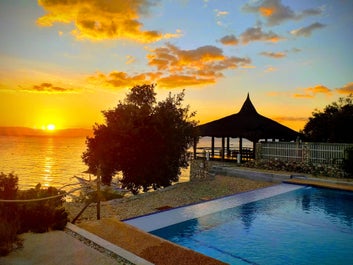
top-left (151, 187), bottom-right (353, 265)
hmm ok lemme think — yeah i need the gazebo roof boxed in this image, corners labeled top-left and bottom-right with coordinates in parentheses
top-left (197, 94), bottom-right (299, 142)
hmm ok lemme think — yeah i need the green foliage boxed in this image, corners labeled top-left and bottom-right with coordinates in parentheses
top-left (83, 84), bottom-right (198, 194)
top-left (0, 172), bottom-right (20, 256)
top-left (17, 184), bottom-right (68, 233)
top-left (0, 173), bottom-right (68, 256)
top-left (302, 94), bottom-right (353, 142)
top-left (343, 147), bottom-right (353, 177)
top-left (242, 159), bottom-right (346, 179)
top-left (0, 172), bottom-right (18, 199)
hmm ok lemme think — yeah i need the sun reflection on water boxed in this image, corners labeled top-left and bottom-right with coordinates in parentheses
top-left (42, 138), bottom-right (54, 187)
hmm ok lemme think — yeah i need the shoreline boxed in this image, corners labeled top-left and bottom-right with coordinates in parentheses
top-left (64, 175), bottom-right (275, 224)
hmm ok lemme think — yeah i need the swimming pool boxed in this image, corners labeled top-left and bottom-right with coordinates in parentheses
top-left (126, 184), bottom-right (353, 265)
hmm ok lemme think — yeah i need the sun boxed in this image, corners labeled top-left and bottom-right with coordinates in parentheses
top-left (45, 124), bottom-right (56, 131)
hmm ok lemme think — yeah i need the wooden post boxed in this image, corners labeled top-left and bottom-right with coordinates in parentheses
top-left (96, 171), bottom-right (101, 220)
top-left (211, 137), bottom-right (215, 158)
top-left (227, 137), bottom-right (230, 157)
top-left (221, 137), bottom-right (225, 160)
top-left (239, 137), bottom-right (243, 163)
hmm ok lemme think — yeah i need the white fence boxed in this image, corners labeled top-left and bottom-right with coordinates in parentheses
top-left (256, 142), bottom-right (353, 165)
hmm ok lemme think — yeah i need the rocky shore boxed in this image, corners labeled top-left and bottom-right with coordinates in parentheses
top-left (64, 175), bottom-right (274, 223)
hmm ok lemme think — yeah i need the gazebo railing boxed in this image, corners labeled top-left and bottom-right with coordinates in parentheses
top-left (195, 147), bottom-right (254, 162)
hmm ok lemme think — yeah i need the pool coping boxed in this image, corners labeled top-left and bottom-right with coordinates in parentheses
top-left (124, 183), bottom-right (303, 232)
top-left (66, 222), bottom-right (153, 265)
top-left (284, 177), bottom-right (353, 192)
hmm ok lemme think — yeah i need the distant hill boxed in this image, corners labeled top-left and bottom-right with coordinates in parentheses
top-left (0, 127), bottom-right (93, 137)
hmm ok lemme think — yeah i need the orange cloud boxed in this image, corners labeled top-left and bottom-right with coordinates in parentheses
top-left (273, 116), bottom-right (308, 122)
top-left (293, 84), bottom-right (332, 98)
top-left (240, 26), bottom-right (283, 44)
top-left (264, 66), bottom-right (277, 72)
top-left (259, 7), bottom-right (275, 17)
top-left (147, 43), bottom-right (250, 80)
top-left (219, 35), bottom-right (239, 46)
top-left (89, 43), bottom-right (251, 89)
top-left (37, 0), bottom-right (180, 43)
top-left (88, 71), bottom-right (158, 89)
top-left (243, 0), bottom-right (322, 26)
top-left (21, 82), bottom-right (74, 93)
top-left (336, 82), bottom-right (353, 94)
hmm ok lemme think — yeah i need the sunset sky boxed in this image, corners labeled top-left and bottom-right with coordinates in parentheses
top-left (0, 0), bottom-right (352, 132)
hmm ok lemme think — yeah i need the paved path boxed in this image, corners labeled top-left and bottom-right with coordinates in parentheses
top-left (0, 230), bottom-right (121, 265)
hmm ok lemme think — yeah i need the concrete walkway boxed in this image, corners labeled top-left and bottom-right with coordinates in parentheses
top-left (0, 230), bottom-right (122, 265)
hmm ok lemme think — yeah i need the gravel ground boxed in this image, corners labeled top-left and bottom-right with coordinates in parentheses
top-left (64, 175), bottom-right (274, 224)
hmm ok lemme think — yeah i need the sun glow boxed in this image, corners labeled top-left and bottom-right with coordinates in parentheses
top-left (42, 124), bottom-right (56, 131)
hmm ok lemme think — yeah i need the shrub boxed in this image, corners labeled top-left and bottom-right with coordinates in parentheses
top-left (343, 147), bottom-right (353, 177)
top-left (241, 159), bottom-right (346, 179)
top-left (17, 184), bottom-right (68, 233)
top-left (0, 172), bottom-right (20, 256)
top-left (0, 173), bottom-right (68, 256)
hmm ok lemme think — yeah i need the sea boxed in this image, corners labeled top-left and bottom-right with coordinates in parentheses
top-left (0, 135), bottom-right (252, 192)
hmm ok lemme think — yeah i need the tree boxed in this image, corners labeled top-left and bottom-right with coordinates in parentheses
top-left (302, 94), bottom-right (353, 142)
top-left (82, 84), bottom-right (198, 194)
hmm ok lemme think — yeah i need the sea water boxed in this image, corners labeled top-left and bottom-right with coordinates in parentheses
top-left (0, 135), bottom-right (191, 191)
top-left (0, 136), bottom-right (88, 190)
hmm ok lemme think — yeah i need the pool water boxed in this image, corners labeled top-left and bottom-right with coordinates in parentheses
top-left (151, 187), bottom-right (353, 265)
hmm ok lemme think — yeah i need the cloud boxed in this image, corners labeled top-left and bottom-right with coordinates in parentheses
top-left (264, 66), bottom-right (277, 72)
top-left (89, 43), bottom-right (251, 89)
top-left (219, 34), bottom-right (239, 46)
top-left (260, 51), bottom-right (286, 58)
top-left (273, 116), bottom-right (308, 122)
top-left (36, 0), bottom-right (181, 42)
top-left (242, 0), bottom-right (323, 26)
top-left (125, 55), bottom-right (136, 65)
top-left (21, 82), bottom-right (74, 93)
top-left (293, 84), bottom-right (332, 98)
top-left (89, 71), bottom-right (156, 88)
top-left (215, 10), bottom-right (229, 17)
top-left (240, 26), bottom-right (283, 44)
top-left (290, 22), bottom-right (326, 37)
top-left (336, 82), bottom-right (353, 95)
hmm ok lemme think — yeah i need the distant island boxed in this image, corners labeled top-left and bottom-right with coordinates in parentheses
top-left (0, 127), bottom-right (93, 137)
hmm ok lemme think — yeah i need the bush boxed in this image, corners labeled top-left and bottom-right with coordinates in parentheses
top-left (0, 173), bottom-right (68, 256)
top-left (17, 184), bottom-right (68, 233)
top-left (0, 172), bottom-right (20, 256)
top-left (343, 147), bottom-right (353, 177)
top-left (241, 159), bottom-right (346, 179)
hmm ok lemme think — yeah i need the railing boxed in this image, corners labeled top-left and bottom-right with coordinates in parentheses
top-left (257, 142), bottom-right (353, 165)
top-left (194, 147), bottom-right (254, 162)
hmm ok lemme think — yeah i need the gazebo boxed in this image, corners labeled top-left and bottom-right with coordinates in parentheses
top-left (195, 94), bottom-right (299, 161)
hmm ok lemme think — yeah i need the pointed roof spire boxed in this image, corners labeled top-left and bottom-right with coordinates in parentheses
top-left (239, 93), bottom-right (257, 114)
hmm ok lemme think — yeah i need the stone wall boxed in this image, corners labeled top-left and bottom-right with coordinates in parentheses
top-left (189, 159), bottom-right (216, 181)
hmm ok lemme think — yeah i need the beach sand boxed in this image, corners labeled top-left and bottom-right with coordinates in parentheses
top-left (64, 175), bottom-right (275, 223)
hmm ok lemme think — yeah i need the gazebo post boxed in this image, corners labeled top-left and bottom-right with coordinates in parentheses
top-left (221, 137), bottom-right (225, 160)
top-left (226, 137), bottom-right (230, 157)
top-left (239, 137), bottom-right (243, 162)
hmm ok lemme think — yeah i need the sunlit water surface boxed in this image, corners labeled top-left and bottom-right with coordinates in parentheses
top-left (0, 135), bottom-right (190, 191)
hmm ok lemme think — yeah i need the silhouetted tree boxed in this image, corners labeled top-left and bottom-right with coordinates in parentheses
top-left (82, 84), bottom-right (198, 193)
top-left (302, 94), bottom-right (353, 143)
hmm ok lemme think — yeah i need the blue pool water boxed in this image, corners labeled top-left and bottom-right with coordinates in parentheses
top-left (151, 187), bottom-right (353, 265)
